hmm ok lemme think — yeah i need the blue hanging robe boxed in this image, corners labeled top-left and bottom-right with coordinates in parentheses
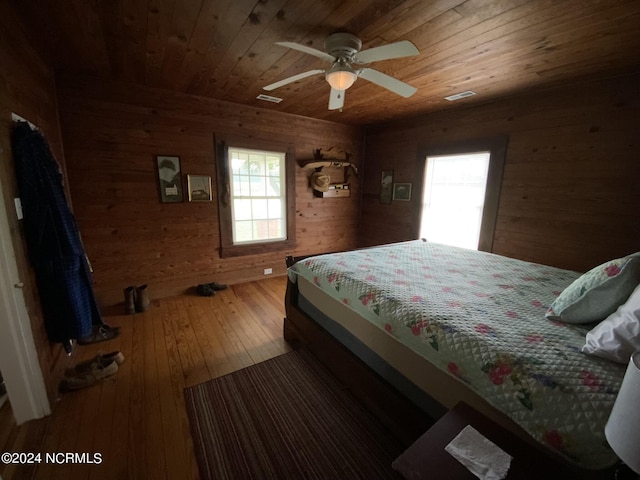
top-left (11, 121), bottom-right (103, 350)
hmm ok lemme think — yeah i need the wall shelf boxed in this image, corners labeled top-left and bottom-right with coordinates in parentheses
top-left (313, 183), bottom-right (351, 198)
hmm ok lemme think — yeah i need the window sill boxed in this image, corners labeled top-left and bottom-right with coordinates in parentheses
top-left (220, 239), bottom-right (297, 258)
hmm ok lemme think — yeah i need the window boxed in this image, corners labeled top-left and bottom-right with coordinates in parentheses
top-left (215, 135), bottom-right (296, 257)
top-left (229, 147), bottom-right (286, 244)
top-left (415, 137), bottom-right (507, 252)
top-left (420, 152), bottom-right (490, 250)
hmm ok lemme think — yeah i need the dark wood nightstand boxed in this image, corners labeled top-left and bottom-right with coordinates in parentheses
top-left (393, 402), bottom-right (613, 480)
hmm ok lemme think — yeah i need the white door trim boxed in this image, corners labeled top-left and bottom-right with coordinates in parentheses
top-left (0, 138), bottom-right (50, 424)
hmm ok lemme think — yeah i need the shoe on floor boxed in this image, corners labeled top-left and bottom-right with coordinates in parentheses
top-left (60, 360), bottom-right (119, 392)
top-left (135, 284), bottom-right (150, 312)
top-left (77, 324), bottom-right (120, 345)
top-left (197, 284), bottom-right (215, 296)
top-left (123, 286), bottom-right (136, 314)
top-left (207, 282), bottom-right (227, 291)
top-left (67, 351), bottom-right (125, 376)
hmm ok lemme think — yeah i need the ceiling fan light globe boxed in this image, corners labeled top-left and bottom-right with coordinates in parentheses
top-left (326, 70), bottom-right (357, 90)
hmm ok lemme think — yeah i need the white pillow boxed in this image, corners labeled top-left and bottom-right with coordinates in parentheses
top-left (582, 283), bottom-right (640, 363)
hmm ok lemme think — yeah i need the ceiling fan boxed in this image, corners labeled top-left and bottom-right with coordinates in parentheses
top-left (263, 32), bottom-right (419, 110)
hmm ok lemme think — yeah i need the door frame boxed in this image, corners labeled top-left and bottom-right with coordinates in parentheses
top-left (415, 136), bottom-right (508, 252)
top-left (0, 149), bottom-right (50, 424)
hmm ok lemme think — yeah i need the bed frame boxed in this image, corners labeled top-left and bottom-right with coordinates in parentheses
top-left (283, 255), bottom-right (433, 445)
top-left (283, 254), bottom-right (614, 479)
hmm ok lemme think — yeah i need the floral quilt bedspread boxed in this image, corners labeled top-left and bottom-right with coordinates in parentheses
top-left (288, 240), bottom-right (625, 469)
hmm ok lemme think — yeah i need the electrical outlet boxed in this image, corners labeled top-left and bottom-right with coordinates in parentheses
top-left (264, 268), bottom-right (273, 275)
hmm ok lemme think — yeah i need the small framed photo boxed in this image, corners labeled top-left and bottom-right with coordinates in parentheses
top-left (157, 155), bottom-right (183, 203)
top-left (380, 169), bottom-right (394, 204)
top-left (187, 175), bottom-right (212, 202)
top-left (393, 183), bottom-right (412, 201)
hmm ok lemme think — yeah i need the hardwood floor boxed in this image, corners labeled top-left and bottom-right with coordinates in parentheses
top-left (0, 276), bottom-right (291, 480)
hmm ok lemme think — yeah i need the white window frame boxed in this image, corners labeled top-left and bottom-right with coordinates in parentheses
top-left (215, 134), bottom-right (296, 258)
top-left (229, 147), bottom-right (287, 245)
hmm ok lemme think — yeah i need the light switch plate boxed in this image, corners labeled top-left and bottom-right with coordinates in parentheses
top-left (14, 198), bottom-right (23, 220)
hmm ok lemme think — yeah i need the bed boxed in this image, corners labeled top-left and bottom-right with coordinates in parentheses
top-left (284, 240), bottom-right (627, 473)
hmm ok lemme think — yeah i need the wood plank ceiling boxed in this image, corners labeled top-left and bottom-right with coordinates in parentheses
top-left (14, 0), bottom-right (640, 125)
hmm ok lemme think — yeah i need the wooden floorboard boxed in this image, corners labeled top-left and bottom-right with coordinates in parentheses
top-left (0, 276), bottom-right (291, 480)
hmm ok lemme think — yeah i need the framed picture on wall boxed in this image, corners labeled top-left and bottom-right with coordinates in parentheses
top-left (380, 169), bottom-right (394, 204)
top-left (156, 155), bottom-right (183, 203)
top-left (393, 183), bottom-right (412, 201)
top-left (187, 175), bottom-right (212, 202)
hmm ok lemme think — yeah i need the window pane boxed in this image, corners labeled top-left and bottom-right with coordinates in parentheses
top-left (252, 199), bottom-right (268, 219)
top-left (232, 175), bottom-right (241, 196)
top-left (229, 147), bottom-right (287, 245)
top-left (234, 221), bottom-right (253, 243)
top-left (253, 220), bottom-right (271, 240)
top-left (419, 152), bottom-right (490, 250)
top-left (269, 218), bottom-right (283, 238)
top-left (266, 176), bottom-right (280, 196)
top-left (231, 153), bottom-right (249, 174)
top-left (249, 176), bottom-right (266, 196)
top-left (267, 198), bottom-right (282, 219)
top-left (249, 155), bottom-right (265, 173)
top-left (233, 199), bottom-right (252, 221)
top-left (266, 157), bottom-right (280, 176)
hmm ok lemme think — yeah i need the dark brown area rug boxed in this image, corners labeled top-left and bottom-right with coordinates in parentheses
top-left (184, 349), bottom-right (405, 480)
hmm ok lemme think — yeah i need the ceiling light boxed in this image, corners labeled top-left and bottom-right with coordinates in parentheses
top-left (326, 63), bottom-right (357, 91)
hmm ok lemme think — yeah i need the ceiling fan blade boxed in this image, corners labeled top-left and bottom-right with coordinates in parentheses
top-left (353, 40), bottom-right (419, 64)
top-left (263, 69), bottom-right (324, 91)
top-left (328, 88), bottom-right (345, 110)
top-left (358, 68), bottom-right (417, 98)
top-left (275, 42), bottom-right (335, 63)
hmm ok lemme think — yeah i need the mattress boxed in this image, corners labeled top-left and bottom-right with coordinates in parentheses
top-left (288, 240), bottom-right (626, 469)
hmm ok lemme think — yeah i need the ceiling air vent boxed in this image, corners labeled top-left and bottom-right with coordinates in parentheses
top-left (256, 94), bottom-right (283, 103)
top-left (444, 90), bottom-right (476, 101)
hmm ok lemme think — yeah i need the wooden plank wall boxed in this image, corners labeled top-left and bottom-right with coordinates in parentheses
top-left (360, 73), bottom-right (640, 272)
top-left (56, 76), bottom-right (363, 306)
top-left (0, 2), bottom-right (71, 403)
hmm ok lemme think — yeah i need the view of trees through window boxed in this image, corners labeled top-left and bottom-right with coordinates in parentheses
top-left (229, 147), bottom-right (286, 244)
